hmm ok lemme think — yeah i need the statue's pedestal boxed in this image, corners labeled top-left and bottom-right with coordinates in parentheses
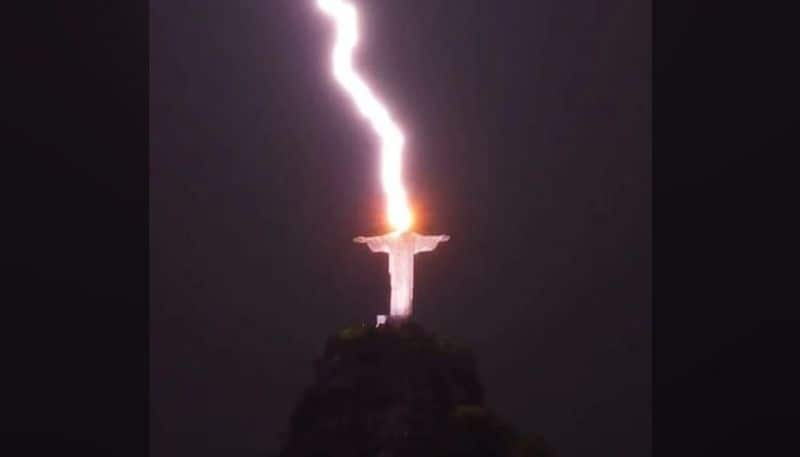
top-left (376, 314), bottom-right (409, 327)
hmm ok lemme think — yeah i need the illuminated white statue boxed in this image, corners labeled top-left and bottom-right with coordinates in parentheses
top-left (354, 232), bottom-right (449, 318)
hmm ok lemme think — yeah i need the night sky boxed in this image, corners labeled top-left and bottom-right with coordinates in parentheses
top-left (150, 1), bottom-right (650, 456)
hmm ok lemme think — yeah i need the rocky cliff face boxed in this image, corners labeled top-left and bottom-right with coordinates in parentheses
top-left (278, 321), bottom-right (553, 457)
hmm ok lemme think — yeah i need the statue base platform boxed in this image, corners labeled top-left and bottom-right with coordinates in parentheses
top-left (376, 314), bottom-right (409, 327)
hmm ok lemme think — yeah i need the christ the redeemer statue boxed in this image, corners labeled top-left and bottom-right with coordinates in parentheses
top-left (354, 231), bottom-right (449, 320)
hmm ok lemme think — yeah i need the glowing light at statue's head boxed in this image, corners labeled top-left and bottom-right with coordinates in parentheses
top-left (316, 0), bottom-right (413, 233)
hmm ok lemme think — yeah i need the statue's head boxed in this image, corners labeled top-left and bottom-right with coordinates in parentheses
top-left (388, 228), bottom-right (412, 239)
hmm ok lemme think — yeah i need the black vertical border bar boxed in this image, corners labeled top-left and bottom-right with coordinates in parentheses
top-left (656, 2), bottom-right (798, 457)
top-left (3, 2), bottom-right (148, 456)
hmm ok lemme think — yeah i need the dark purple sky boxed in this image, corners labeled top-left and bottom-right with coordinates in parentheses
top-left (150, 1), bottom-right (650, 455)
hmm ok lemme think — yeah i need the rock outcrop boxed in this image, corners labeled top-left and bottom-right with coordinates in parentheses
top-left (278, 320), bottom-right (554, 457)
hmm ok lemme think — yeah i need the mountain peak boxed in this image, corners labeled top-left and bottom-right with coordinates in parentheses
top-left (278, 320), bottom-right (554, 457)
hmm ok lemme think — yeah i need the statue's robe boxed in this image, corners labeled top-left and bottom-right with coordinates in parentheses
top-left (361, 231), bottom-right (446, 317)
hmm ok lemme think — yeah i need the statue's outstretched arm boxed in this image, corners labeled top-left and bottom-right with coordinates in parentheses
top-left (414, 234), bottom-right (450, 253)
top-left (354, 235), bottom-right (389, 253)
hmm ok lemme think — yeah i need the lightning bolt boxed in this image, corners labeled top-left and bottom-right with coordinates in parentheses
top-left (316, 0), bottom-right (412, 232)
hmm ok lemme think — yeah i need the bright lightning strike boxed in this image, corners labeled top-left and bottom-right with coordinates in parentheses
top-left (316, 0), bottom-right (413, 233)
